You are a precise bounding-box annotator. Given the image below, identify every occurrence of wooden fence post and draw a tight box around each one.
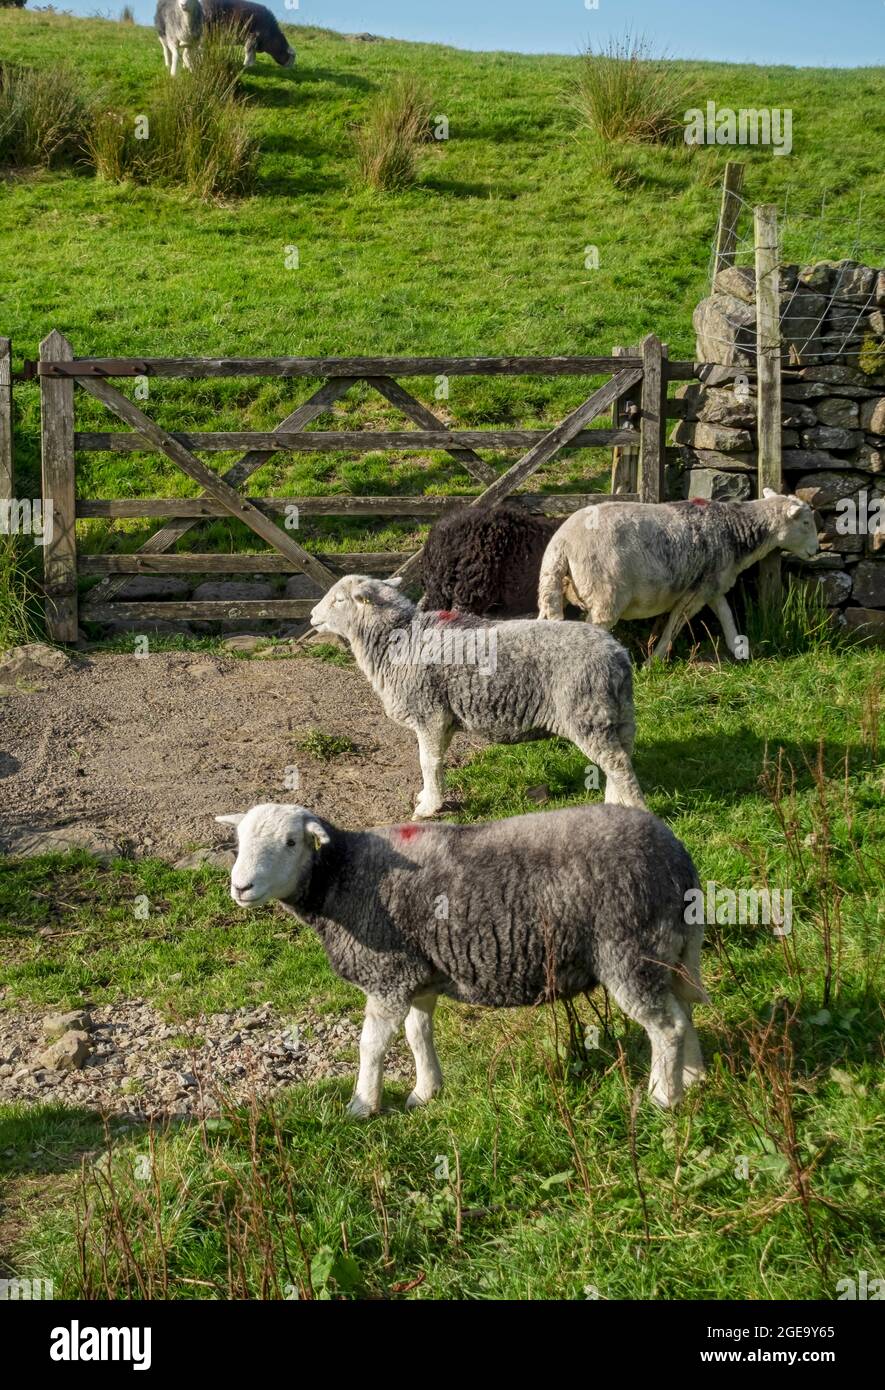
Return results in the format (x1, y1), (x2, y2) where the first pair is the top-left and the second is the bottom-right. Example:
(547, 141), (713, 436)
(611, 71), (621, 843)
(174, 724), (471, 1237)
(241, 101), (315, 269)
(754, 204), (783, 611)
(638, 333), (666, 503)
(40, 330), (79, 641)
(610, 344), (641, 495)
(0, 338), (12, 502)
(714, 162), (745, 278)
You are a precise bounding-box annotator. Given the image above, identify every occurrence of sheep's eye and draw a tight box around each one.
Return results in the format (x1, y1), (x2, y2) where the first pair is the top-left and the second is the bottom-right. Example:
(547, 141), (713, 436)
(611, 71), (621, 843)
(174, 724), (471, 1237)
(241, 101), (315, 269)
(286, 837), (297, 848)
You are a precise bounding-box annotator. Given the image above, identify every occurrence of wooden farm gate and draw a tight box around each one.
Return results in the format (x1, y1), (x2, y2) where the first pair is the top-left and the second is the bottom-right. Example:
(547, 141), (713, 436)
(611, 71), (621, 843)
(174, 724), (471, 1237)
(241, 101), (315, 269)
(36, 331), (695, 641)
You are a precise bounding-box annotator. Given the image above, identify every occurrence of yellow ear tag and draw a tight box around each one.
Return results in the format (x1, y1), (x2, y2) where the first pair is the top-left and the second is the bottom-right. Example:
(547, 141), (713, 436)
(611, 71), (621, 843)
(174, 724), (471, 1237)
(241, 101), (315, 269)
(311, 833), (322, 851)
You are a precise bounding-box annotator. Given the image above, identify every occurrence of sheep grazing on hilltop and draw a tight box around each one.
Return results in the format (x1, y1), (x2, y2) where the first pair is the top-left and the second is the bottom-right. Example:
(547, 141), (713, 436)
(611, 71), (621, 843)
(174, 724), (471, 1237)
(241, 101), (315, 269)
(310, 575), (645, 816)
(419, 504), (562, 617)
(219, 801), (708, 1113)
(155, 0), (203, 75)
(201, 0), (295, 68)
(537, 489), (820, 659)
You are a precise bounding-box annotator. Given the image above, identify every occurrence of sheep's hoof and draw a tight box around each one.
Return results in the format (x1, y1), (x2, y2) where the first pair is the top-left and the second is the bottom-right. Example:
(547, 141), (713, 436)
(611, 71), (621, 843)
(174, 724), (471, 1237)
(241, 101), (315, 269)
(682, 1064), (706, 1090)
(405, 1086), (441, 1110)
(345, 1096), (376, 1119)
(647, 1082), (682, 1110)
(412, 801), (442, 821)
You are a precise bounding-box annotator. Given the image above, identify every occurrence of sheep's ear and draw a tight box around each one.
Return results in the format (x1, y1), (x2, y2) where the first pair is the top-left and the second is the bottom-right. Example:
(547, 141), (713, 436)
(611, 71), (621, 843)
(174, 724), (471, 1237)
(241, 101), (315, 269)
(303, 818), (331, 851)
(762, 486), (779, 500)
(352, 580), (377, 606)
(215, 813), (245, 827)
(387, 576), (403, 587)
(786, 495), (805, 516)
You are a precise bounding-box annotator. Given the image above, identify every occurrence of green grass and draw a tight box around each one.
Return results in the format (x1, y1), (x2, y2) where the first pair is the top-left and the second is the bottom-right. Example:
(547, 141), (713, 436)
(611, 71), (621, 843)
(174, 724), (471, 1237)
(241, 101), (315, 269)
(1, 650), (882, 1298)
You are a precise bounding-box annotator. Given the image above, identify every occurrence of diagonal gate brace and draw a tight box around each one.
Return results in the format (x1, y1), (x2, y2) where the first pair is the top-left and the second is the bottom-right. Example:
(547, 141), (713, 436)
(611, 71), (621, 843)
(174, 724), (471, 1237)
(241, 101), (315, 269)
(76, 375), (339, 593)
(392, 367), (642, 584)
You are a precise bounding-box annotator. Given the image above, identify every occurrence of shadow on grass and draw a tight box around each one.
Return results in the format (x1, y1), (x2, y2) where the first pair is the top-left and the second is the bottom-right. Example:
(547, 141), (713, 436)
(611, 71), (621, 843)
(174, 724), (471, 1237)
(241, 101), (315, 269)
(639, 730), (858, 805)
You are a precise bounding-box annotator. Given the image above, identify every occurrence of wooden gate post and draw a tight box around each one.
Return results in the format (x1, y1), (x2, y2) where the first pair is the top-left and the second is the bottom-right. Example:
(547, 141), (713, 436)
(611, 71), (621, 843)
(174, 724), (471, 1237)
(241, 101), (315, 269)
(714, 161), (745, 277)
(754, 204), (783, 611)
(40, 330), (79, 641)
(610, 344), (641, 495)
(638, 333), (667, 503)
(0, 338), (12, 501)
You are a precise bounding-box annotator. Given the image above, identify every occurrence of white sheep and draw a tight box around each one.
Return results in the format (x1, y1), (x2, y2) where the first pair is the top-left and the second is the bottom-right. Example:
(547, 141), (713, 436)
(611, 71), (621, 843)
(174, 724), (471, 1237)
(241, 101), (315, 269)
(537, 490), (820, 659)
(309, 575), (645, 817)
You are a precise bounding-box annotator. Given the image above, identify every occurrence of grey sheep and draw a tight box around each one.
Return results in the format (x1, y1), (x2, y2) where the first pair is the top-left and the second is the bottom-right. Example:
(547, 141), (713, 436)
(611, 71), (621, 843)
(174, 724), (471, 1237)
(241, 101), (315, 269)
(201, 0), (296, 68)
(537, 489), (819, 659)
(218, 801), (708, 1114)
(310, 575), (646, 816)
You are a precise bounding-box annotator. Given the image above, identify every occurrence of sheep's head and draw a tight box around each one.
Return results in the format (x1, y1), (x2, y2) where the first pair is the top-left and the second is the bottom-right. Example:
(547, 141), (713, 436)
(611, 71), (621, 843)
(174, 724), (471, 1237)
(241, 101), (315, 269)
(216, 804), (330, 907)
(264, 28), (296, 66)
(761, 487), (819, 560)
(310, 574), (412, 640)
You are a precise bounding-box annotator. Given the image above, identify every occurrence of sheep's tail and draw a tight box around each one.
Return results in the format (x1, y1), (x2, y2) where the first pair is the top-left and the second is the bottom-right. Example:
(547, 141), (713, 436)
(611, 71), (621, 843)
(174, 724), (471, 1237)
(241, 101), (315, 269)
(537, 535), (569, 619)
(673, 905), (710, 1006)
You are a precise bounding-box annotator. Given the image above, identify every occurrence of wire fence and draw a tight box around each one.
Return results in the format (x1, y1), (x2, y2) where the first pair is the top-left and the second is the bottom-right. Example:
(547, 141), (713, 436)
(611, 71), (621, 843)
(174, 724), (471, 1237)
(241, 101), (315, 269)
(704, 188), (884, 364)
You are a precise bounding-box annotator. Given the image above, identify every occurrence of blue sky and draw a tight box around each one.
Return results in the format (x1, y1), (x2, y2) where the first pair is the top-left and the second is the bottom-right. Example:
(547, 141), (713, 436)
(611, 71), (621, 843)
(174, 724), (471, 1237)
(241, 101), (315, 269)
(52, 0), (884, 66)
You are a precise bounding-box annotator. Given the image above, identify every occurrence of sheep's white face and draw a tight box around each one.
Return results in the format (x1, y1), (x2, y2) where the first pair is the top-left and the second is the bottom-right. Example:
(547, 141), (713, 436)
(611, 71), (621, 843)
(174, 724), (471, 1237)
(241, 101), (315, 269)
(762, 487), (819, 561)
(310, 574), (403, 638)
(216, 804), (330, 907)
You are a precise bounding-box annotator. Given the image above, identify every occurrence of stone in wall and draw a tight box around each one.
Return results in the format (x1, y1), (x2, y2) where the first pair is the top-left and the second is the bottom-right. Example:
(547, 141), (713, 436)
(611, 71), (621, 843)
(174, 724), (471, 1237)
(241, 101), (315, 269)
(843, 608), (885, 644)
(851, 561), (885, 607)
(671, 420), (753, 452)
(693, 293), (756, 366)
(687, 468), (752, 502)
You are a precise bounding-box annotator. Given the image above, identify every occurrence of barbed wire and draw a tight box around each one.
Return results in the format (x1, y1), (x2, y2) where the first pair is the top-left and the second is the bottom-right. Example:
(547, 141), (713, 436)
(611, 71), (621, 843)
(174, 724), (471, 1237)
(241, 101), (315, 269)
(702, 188), (884, 363)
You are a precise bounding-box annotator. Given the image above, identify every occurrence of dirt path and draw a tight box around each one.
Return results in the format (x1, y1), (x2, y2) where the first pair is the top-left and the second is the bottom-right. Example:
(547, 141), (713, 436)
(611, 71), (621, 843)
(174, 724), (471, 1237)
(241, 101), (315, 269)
(0, 649), (481, 860)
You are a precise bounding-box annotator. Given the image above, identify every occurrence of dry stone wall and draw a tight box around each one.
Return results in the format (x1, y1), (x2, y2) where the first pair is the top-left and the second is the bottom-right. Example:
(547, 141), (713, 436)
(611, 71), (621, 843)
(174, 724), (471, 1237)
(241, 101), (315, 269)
(671, 259), (885, 643)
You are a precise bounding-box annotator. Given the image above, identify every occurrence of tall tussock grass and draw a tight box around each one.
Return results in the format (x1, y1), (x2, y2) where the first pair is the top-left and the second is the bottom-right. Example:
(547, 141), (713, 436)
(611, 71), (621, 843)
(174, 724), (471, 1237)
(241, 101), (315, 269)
(0, 536), (44, 652)
(354, 75), (432, 191)
(89, 29), (257, 198)
(0, 62), (89, 169)
(570, 34), (695, 146)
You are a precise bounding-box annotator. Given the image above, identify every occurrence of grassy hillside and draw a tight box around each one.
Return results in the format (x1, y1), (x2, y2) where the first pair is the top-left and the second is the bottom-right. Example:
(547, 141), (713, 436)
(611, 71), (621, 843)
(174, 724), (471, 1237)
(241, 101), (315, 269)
(1, 11), (884, 529)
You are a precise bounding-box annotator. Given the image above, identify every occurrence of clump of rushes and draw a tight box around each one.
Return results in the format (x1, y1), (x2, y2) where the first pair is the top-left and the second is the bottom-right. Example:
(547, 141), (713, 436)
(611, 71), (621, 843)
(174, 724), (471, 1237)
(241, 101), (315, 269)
(570, 34), (694, 146)
(354, 74), (433, 191)
(87, 26), (257, 198)
(0, 62), (90, 169)
(0, 536), (44, 652)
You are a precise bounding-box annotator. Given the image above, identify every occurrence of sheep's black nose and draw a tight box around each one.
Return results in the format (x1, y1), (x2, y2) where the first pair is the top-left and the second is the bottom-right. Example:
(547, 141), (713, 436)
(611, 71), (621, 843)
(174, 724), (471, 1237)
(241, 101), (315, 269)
(233, 881), (254, 894)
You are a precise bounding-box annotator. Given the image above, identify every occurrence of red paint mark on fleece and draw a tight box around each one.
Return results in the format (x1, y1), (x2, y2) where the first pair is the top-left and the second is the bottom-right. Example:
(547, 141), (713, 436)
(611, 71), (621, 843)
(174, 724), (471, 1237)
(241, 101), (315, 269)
(436, 610), (459, 622)
(394, 824), (425, 843)
(690, 497), (710, 507)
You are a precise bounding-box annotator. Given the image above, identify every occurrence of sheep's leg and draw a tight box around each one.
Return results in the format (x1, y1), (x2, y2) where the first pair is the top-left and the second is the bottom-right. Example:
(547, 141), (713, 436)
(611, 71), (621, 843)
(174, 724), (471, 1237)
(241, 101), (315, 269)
(244, 37), (257, 67)
(347, 996), (408, 1118)
(680, 1006), (705, 1089)
(404, 993), (443, 1109)
(159, 37), (171, 70)
(170, 43), (180, 77)
(585, 598), (622, 631)
(413, 725), (451, 819)
(610, 983), (686, 1109)
(579, 730), (646, 810)
(650, 591), (705, 661)
(181, 44), (194, 72)
(709, 593), (746, 661)
(537, 561), (565, 620)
